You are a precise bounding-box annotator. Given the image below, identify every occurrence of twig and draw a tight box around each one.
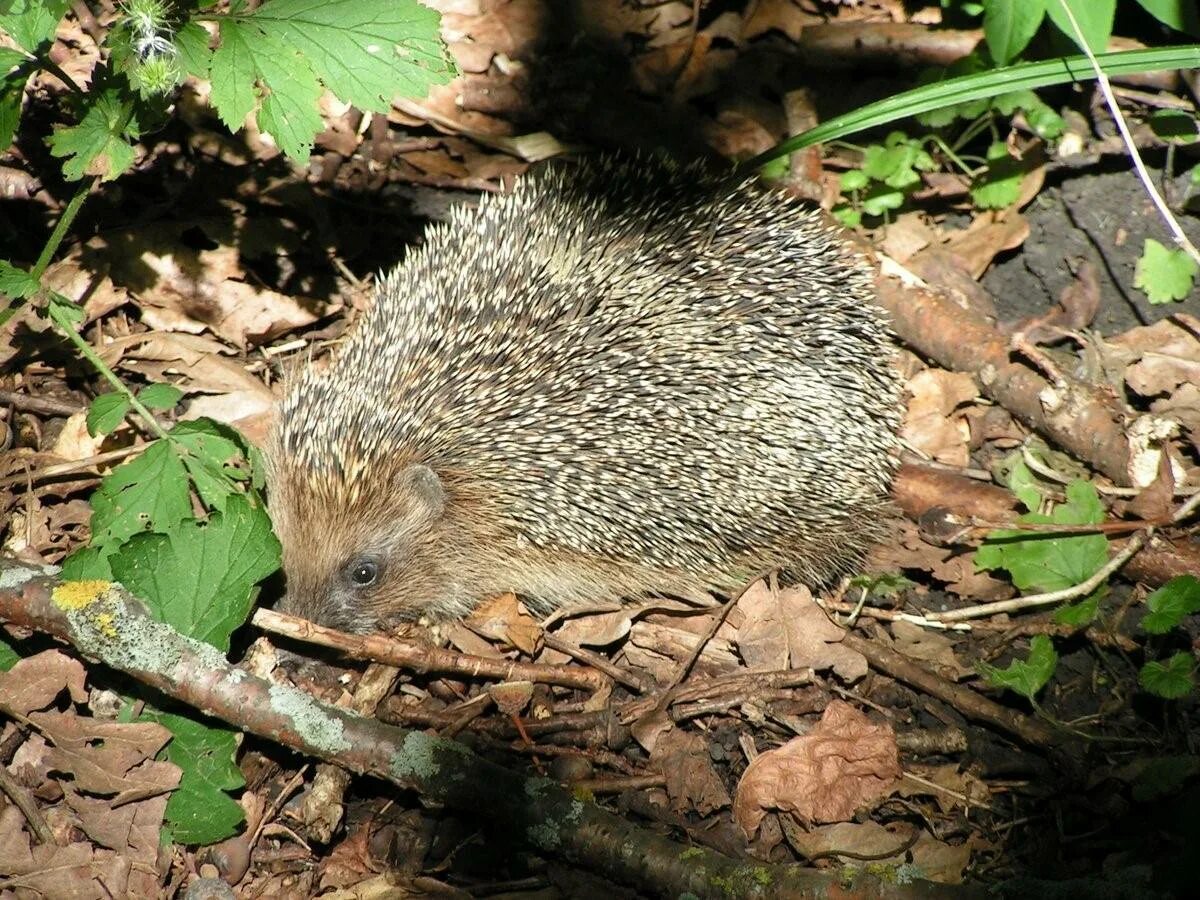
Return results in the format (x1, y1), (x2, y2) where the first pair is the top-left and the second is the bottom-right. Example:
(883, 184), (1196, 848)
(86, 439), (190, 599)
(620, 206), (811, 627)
(0, 446), (143, 490)
(0, 390), (83, 418)
(253, 607), (610, 693)
(542, 632), (652, 693)
(1054, 0), (1200, 265)
(0, 766), (56, 846)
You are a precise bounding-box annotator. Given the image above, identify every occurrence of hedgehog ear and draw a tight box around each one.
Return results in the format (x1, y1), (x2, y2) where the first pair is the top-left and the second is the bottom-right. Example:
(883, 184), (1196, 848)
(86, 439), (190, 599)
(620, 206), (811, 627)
(398, 464), (445, 520)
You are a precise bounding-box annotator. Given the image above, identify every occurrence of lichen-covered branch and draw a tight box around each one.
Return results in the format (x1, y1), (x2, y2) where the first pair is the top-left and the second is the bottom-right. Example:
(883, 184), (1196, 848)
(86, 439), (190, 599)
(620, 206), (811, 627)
(0, 561), (971, 900)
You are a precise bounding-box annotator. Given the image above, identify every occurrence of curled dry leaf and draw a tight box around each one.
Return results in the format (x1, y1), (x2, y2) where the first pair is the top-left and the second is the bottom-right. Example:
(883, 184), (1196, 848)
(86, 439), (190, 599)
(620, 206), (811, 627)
(464, 592), (542, 655)
(0, 649), (89, 716)
(486, 680), (534, 717)
(784, 820), (974, 884)
(733, 700), (901, 833)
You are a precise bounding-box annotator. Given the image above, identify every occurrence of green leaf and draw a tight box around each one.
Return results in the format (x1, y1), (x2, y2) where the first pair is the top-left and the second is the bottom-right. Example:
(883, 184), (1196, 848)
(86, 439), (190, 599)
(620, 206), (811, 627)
(0, 65), (26, 151)
(1045, 0), (1115, 54)
(87, 392), (133, 436)
(60, 545), (114, 581)
(89, 440), (191, 547)
(840, 169), (869, 192)
(1142, 576), (1200, 634)
(1139, 652), (1195, 699)
(1053, 590), (1101, 627)
(0, 638), (19, 671)
(171, 419), (251, 511)
(0, 260), (39, 300)
(109, 493), (280, 651)
(173, 20), (214, 80)
(0, 0), (71, 53)
(210, 0), (454, 162)
(1004, 457), (1044, 512)
(976, 480), (1109, 592)
(46, 86), (138, 181)
(831, 205), (861, 229)
(746, 47), (1200, 172)
(140, 710), (245, 846)
(1133, 0), (1200, 36)
(1134, 238), (1198, 304)
(243, 0), (454, 111)
(1149, 109), (1199, 143)
(1131, 756), (1200, 802)
(984, 0), (1046, 65)
(137, 382), (183, 410)
(46, 291), (86, 328)
(970, 141), (1026, 209)
(979, 634), (1057, 700)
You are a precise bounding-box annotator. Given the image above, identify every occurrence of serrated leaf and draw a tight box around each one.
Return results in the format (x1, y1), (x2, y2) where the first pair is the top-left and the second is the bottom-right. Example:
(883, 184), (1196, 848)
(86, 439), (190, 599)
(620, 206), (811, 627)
(840, 169), (869, 192)
(831, 205), (861, 229)
(862, 183), (905, 217)
(210, 20), (258, 130)
(983, 0), (1046, 65)
(174, 20), (213, 79)
(87, 392), (132, 436)
(138, 382), (183, 410)
(90, 440), (191, 546)
(46, 86), (138, 181)
(0, 68), (25, 151)
(1142, 575), (1200, 634)
(976, 480), (1108, 592)
(109, 493), (280, 651)
(1045, 0), (1115, 54)
(172, 419), (251, 511)
(979, 634), (1057, 700)
(251, 33), (323, 159)
(1135, 238), (1198, 304)
(0, 0), (71, 53)
(1139, 652), (1195, 700)
(244, 0), (453, 110)
(0, 260), (39, 300)
(140, 710), (245, 845)
(46, 291), (85, 328)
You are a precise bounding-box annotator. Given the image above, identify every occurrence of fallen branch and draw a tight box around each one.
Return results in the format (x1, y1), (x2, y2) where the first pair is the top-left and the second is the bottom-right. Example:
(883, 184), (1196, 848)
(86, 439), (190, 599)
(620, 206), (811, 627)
(0, 561), (972, 900)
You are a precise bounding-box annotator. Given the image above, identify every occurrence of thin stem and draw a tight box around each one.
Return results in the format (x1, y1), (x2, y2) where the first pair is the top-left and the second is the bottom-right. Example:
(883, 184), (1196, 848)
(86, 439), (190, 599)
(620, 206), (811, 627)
(1054, 0), (1200, 266)
(31, 178), (94, 281)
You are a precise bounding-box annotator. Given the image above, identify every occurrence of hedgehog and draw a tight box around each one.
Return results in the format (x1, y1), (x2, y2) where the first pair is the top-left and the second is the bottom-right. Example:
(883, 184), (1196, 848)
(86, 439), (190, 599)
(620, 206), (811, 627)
(265, 155), (902, 633)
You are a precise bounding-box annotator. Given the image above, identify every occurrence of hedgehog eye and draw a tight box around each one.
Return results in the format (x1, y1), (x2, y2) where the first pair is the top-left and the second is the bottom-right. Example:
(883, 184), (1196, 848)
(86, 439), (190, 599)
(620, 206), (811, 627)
(347, 559), (379, 588)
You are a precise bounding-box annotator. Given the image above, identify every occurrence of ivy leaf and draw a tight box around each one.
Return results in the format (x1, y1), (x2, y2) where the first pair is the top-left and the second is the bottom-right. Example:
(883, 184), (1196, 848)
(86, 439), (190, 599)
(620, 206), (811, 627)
(140, 710), (246, 846)
(109, 493), (281, 651)
(1141, 576), (1200, 635)
(1139, 653), (1195, 700)
(983, 0), (1046, 65)
(1135, 238), (1198, 304)
(979, 634), (1057, 700)
(87, 392), (132, 436)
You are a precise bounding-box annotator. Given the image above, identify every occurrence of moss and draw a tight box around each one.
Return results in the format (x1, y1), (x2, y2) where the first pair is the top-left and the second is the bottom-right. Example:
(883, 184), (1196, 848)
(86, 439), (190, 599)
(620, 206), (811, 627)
(267, 682), (352, 755)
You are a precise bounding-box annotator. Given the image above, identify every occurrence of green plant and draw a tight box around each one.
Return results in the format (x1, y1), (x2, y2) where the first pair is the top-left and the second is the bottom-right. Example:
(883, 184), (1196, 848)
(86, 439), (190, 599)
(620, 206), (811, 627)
(0, 0), (455, 845)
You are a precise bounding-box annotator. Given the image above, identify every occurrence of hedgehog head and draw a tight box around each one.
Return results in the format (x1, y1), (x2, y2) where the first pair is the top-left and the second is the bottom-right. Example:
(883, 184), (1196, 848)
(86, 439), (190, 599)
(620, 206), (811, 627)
(265, 447), (489, 631)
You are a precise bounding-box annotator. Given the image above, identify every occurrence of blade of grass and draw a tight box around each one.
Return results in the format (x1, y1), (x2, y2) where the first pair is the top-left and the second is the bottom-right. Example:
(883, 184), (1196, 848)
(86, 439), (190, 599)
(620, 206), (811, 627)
(741, 45), (1200, 171)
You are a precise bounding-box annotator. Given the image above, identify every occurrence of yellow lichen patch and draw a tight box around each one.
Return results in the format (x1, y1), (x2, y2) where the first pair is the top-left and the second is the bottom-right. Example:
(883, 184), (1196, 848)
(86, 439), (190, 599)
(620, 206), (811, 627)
(93, 610), (119, 639)
(52, 580), (111, 610)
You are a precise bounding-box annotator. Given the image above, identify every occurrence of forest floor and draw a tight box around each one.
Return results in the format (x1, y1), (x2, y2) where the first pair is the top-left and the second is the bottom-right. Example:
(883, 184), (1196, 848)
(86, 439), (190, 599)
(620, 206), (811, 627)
(2, 1), (1200, 898)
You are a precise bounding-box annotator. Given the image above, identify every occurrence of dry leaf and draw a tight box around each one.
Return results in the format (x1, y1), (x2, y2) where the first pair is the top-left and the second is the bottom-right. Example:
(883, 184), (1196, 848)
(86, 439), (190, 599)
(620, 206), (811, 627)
(0, 650), (89, 716)
(464, 592), (541, 655)
(651, 729), (732, 815)
(901, 369), (979, 467)
(733, 700), (900, 832)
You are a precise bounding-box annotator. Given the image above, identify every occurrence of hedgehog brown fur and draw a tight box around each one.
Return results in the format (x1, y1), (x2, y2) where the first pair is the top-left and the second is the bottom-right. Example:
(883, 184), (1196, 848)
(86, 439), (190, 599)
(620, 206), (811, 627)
(265, 155), (902, 632)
